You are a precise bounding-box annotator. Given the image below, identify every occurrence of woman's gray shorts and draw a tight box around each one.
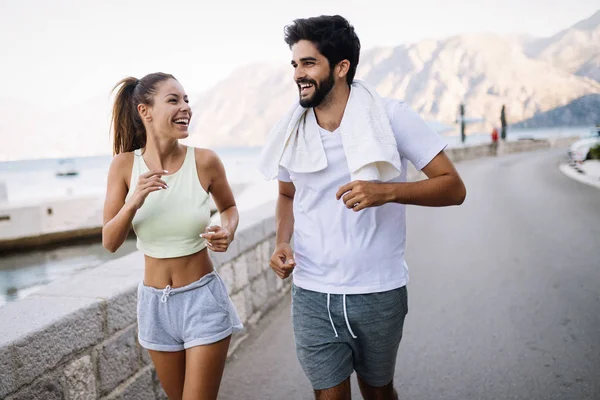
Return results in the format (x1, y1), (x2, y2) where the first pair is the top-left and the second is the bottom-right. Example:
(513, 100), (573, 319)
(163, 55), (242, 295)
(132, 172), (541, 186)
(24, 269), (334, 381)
(137, 271), (243, 352)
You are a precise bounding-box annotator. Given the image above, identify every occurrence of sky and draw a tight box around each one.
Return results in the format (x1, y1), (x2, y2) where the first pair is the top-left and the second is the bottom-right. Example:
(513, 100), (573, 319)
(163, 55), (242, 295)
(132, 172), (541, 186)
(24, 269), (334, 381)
(1, 0), (599, 112)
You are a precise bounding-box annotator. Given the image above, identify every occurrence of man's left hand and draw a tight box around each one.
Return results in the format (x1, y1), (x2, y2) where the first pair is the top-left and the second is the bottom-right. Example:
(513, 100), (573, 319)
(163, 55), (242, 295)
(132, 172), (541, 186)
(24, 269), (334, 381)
(336, 181), (394, 212)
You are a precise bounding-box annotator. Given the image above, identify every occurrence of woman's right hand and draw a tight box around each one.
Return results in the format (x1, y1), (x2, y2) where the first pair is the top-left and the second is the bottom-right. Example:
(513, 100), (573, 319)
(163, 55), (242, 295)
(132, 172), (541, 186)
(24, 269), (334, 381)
(128, 169), (168, 210)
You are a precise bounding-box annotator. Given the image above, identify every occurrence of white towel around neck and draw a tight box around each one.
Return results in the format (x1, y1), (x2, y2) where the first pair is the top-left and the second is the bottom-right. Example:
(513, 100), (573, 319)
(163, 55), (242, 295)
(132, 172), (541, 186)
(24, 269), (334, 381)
(257, 80), (402, 182)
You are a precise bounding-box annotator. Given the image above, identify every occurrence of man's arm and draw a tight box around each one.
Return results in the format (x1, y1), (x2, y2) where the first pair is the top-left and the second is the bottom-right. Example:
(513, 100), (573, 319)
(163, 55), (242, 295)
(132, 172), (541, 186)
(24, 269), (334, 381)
(276, 181), (296, 244)
(336, 151), (466, 211)
(337, 100), (466, 211)
(269, 181), (297, 279)
(390, 150), (466, 206)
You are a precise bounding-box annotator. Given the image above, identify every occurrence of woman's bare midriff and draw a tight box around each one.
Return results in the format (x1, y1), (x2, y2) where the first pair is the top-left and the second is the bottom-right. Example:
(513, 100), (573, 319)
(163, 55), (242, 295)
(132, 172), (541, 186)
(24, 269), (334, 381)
(143, 248), (214, 289)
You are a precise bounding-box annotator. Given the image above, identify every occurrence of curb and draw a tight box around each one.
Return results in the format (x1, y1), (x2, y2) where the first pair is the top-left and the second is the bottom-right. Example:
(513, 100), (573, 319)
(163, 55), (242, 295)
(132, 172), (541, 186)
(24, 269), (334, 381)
(559, 163), (600, 190)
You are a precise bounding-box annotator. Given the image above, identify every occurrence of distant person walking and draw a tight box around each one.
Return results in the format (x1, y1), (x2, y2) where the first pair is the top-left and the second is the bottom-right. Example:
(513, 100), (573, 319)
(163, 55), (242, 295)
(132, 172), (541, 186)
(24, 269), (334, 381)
(259, 15), (467, 400)
(491, 127), (499, 154)
(103, 72), (243, 400)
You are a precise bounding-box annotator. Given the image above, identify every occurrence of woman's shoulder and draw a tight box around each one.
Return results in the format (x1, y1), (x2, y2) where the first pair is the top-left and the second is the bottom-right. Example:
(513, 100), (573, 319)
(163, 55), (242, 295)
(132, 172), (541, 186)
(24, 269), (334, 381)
(190, 146), (222, 169)
(108, 151), (136, 184)
(110, 151), (135, 170)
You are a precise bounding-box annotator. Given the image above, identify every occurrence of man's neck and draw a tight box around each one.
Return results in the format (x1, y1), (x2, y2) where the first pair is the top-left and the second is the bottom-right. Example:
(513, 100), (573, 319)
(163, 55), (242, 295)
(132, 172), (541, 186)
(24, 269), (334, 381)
(314, 83), (350, 132)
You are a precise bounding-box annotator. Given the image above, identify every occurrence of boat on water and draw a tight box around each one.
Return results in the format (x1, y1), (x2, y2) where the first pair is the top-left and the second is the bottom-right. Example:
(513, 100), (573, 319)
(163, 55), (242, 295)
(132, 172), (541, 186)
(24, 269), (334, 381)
(55, 159), (79, 177)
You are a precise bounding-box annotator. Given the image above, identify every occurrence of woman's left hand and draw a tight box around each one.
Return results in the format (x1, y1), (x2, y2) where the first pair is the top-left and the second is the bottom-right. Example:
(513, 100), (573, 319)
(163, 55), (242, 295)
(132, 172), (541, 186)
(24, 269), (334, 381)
(200, 225), (233, 252)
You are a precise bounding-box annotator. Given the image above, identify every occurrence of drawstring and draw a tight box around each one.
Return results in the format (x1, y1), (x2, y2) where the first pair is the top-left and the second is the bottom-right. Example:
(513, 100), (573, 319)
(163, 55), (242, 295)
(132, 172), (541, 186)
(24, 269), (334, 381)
(161, 285), (172, 303)
(343, 294), (357, 339)
(327, 293), (339, 338)
(326, 293), (357, 339)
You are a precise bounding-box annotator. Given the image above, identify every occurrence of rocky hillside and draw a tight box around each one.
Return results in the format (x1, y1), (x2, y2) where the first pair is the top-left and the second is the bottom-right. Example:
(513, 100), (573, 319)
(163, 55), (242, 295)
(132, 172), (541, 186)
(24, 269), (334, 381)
(525, 10), (600, 82)
(512, 94), (600, 128)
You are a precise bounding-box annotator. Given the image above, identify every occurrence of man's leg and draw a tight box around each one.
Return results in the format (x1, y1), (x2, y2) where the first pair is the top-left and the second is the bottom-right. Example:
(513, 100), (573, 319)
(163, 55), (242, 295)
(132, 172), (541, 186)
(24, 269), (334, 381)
(348, 286), (408, 400)
(292, 285), (354, 397)
(356, 377), (398, 400)
(315, 377), (352, 400)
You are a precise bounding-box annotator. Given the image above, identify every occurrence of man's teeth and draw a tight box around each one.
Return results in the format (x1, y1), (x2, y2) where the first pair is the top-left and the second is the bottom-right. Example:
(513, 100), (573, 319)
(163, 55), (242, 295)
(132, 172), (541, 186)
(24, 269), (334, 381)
(300, 83), (313, 89)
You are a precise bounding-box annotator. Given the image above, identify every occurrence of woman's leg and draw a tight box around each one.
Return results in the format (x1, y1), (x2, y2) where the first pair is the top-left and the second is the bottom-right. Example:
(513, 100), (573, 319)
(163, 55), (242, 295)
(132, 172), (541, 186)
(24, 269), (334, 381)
(149, 350), (186, 400)
(182, 335), (232, 400)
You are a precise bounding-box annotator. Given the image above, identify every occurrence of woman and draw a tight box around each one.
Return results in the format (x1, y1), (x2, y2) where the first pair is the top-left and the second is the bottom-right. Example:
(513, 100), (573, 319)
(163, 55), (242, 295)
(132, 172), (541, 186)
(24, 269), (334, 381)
(102, 72), (243, 400)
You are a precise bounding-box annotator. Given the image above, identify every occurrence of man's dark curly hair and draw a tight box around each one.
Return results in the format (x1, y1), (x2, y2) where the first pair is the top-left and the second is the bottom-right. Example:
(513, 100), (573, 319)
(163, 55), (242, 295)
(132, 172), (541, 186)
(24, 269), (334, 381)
(284, 15), (361, 86)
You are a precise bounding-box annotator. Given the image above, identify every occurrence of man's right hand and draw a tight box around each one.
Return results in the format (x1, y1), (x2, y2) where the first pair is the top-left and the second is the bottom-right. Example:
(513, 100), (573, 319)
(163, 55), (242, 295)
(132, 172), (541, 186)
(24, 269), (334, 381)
(269, 242), (296, 280)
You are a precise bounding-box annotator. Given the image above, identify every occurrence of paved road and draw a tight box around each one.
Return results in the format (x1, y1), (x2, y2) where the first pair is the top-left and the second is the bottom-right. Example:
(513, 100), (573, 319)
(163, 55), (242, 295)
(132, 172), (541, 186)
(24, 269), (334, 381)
(220, 149), (600, 400)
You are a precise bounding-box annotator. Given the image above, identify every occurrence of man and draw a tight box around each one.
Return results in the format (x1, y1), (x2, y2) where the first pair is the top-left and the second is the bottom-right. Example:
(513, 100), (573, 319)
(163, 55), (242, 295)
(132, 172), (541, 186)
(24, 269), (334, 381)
(259, 15), (466, 400)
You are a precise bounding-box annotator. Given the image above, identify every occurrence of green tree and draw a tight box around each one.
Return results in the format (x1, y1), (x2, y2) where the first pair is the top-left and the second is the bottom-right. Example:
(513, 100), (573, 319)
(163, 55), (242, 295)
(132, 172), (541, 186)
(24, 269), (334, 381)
(589, 144), (600, 160)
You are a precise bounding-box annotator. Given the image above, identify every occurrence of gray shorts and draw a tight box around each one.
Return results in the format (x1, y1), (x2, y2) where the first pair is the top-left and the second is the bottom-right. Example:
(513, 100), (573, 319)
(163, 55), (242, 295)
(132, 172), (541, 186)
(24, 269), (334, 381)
(137, 271), (243, 352)
(292, 284), (408, 390)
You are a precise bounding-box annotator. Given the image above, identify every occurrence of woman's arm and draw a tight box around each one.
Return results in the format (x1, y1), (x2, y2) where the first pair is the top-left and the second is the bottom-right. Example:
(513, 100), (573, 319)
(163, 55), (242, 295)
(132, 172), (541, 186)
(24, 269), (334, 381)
(198, 149), (239, 252)
(102, 153), (167, 252)
(102, 154), (136, 252)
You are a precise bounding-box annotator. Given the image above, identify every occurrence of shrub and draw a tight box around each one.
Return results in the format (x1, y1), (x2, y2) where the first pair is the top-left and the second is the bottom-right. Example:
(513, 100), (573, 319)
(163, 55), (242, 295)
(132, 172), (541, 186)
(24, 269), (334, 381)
(589, 144), (600, 160)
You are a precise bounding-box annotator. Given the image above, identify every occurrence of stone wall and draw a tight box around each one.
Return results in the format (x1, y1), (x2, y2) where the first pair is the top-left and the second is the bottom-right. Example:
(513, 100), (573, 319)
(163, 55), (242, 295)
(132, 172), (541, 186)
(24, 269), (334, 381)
(443, 137), (569, 163)
(0, 201), (286, 400)
(0, 195), (105, 242)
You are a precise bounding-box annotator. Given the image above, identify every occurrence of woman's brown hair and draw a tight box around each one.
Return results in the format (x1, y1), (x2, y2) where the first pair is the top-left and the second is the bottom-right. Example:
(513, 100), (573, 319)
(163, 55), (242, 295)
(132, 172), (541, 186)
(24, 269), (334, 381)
(111, 72), (176, 155)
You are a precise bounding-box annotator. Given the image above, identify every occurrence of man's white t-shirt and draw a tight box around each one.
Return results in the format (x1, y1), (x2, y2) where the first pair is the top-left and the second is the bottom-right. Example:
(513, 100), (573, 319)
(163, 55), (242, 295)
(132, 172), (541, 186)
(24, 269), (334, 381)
(278, 99), (447, 295)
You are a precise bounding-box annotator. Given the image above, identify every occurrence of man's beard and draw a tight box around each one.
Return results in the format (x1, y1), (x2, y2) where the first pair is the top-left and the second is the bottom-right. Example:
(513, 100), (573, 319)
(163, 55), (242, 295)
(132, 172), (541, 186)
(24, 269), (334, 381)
(298, 69), (335, 108)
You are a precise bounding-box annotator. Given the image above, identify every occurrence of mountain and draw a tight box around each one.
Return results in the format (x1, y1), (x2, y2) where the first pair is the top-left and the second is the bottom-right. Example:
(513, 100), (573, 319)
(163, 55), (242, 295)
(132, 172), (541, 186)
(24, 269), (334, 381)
(526, 10), (600, 81)
(2, 10), (600, 160)
(576, 53), (600, 82)
(358, 34), (599, 124)
(185, 31), (600, 148)
(512, 94), (600, 128)
(184, 64), (295, 148)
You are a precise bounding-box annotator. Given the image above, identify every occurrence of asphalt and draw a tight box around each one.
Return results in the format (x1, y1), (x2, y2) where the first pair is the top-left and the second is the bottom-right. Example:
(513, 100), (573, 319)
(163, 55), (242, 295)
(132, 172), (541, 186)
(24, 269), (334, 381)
(219, 149), (600, 400)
